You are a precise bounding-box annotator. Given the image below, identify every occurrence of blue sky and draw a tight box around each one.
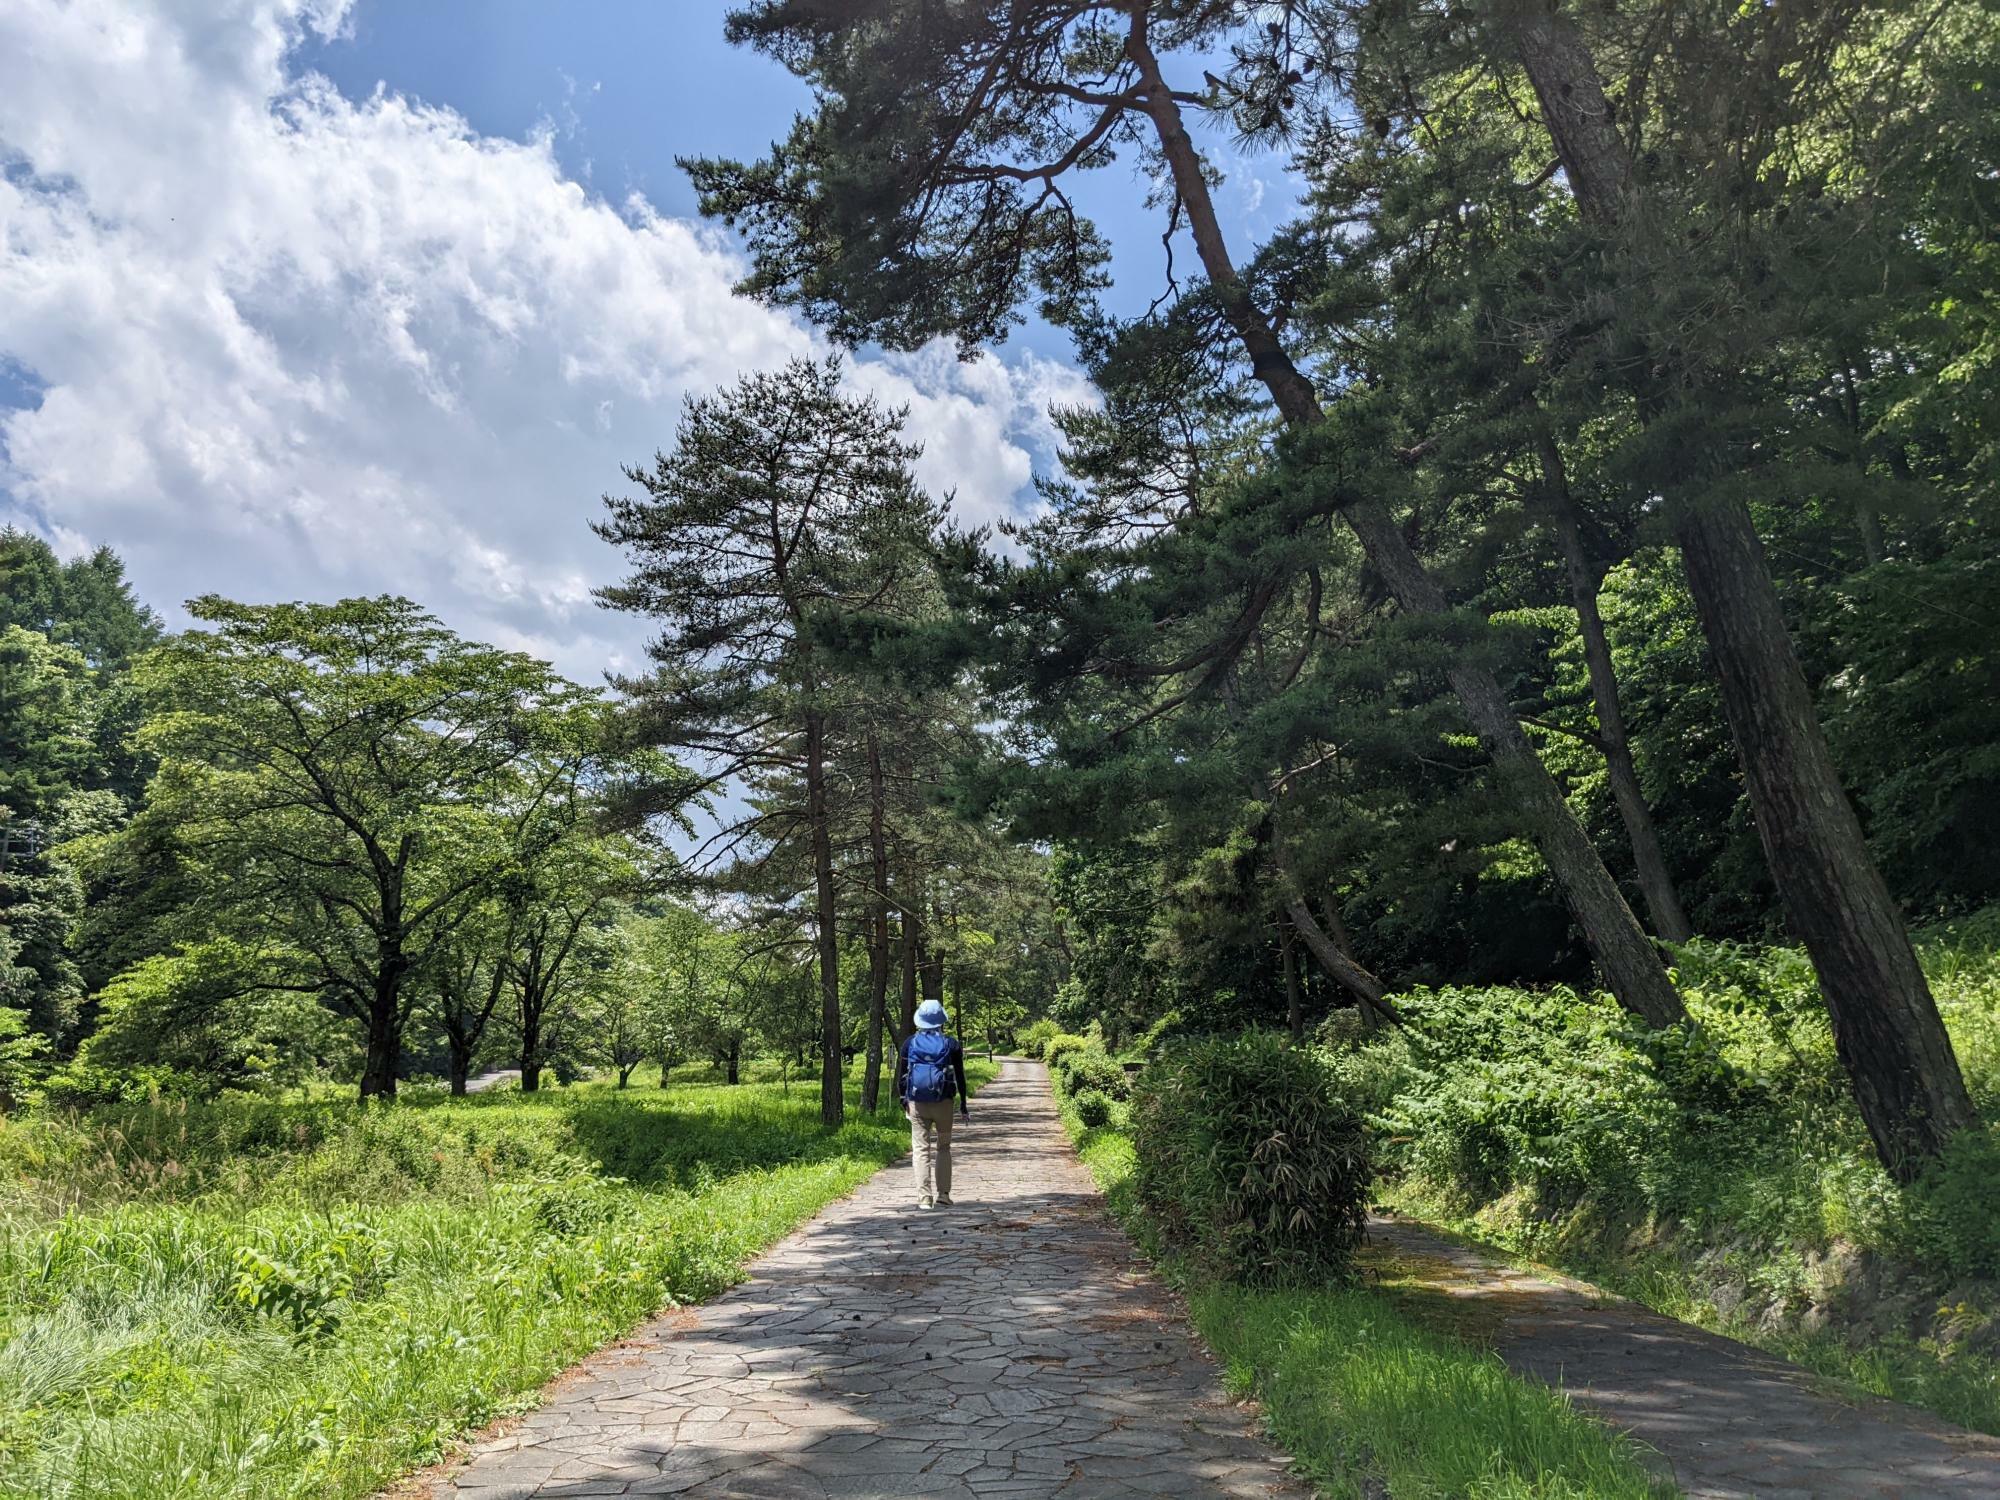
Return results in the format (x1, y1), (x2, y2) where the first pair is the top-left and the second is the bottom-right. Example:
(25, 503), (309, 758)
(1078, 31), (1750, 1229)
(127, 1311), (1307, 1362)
(0, 0), (1291, 687)
(295, 1), (1244, 362)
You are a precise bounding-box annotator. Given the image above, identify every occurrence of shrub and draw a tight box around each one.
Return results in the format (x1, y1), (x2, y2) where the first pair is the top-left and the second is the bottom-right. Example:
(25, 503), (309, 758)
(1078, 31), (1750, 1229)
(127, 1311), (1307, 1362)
(1131, 1031), (1371, 1286)
(1054, 1046), (1130, 1101)
(1073, 1089), (1113, 1128)
(1019, 1018), (1062, 1060)
(1041, 1033), (1091, 1072)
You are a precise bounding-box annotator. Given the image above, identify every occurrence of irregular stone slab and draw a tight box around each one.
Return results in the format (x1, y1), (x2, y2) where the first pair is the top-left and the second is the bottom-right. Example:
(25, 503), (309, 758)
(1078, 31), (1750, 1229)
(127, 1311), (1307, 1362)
(1370, 1215), (2000, 1498)
(418, 1060), (1302, 1499)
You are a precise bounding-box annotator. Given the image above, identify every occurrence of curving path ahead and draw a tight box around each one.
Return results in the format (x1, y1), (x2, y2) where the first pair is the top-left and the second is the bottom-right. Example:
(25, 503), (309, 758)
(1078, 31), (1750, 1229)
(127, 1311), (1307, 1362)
(1369, 1216), (2000, 1499)
(421, 1059), (1304, 1499)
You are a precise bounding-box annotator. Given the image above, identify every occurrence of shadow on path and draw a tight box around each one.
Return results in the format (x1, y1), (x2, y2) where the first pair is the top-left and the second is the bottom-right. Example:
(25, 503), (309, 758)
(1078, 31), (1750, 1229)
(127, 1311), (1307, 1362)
(419, 1060), (1303, 1500)
(1371, 1214), (2000, 1499)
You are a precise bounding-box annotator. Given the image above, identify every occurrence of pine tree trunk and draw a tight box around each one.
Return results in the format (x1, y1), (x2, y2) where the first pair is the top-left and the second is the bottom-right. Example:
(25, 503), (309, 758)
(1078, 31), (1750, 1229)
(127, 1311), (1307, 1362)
(899, 903), (919, 1048)
(921, 924), (945, 1010)
(861, 732), (891, 1112)
(1281, 924), (1305, 1045)
(805, 711), (844, 1128)
(1283, 898), (1401, 1028)
(518, 995), (542, 1093)
(1126, 21), (1683, 1029)
(1675, 499), (1974, 1171)
(1506, 0), (1976, 1175)
(1538, 429), (1693, 942)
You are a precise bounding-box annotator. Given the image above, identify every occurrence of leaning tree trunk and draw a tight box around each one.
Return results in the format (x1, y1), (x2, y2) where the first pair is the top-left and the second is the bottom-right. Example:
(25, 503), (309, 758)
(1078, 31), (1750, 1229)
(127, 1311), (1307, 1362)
(804, 711), (845, 1128)
(1127, 21), (1683, 1029)
(1284, 899), (1402, 1029)
(1506, 0), (1976, 1175)
(1280, 924), (1305, 1045)
(861, 732), (892, 1112)
(1537, 427), (1693, 942)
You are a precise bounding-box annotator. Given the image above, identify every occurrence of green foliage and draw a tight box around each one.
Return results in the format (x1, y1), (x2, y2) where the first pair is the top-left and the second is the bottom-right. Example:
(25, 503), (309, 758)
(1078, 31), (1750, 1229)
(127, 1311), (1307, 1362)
(1130, 1032), (1371, 1287)
(1040, 1033), (1090, 1071)
(1058, 1053), (1667, 1499)
(1017, 1018), (1061, 1060)
(1330, 922), (2000, 1433)
(1904, 1129), (2000, 1280)
(1194, 1283), (1676, 1500)
(1071, 1089), (1113, 1128)
(1051, 1045), (1129, 1102)
(112, 594), (627, 1100)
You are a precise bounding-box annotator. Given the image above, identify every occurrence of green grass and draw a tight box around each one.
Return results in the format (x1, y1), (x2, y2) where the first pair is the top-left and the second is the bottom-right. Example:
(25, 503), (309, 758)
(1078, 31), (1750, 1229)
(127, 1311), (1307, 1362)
(1052, 1089), (1675, 1499)
(0, 1064), (992, 1500)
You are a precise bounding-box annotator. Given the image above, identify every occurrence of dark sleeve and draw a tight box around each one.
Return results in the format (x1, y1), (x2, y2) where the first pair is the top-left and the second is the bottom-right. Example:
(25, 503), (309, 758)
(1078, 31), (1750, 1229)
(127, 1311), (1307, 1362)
(952, 1043), (969, 1107)
(893, 1039), (908, 1100)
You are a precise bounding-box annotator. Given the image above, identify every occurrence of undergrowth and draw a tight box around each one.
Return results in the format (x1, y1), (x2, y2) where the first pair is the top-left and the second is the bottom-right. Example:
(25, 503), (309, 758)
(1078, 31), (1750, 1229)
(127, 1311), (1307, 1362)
(1330, 914), (2000, 1436)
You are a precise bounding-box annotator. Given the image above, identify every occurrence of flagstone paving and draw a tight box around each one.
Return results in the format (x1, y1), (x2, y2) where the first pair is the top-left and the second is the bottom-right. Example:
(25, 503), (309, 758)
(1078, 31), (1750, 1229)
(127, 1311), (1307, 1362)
(1369, 1215), (2000, 1499)
(420, 1059), (1305, 1499)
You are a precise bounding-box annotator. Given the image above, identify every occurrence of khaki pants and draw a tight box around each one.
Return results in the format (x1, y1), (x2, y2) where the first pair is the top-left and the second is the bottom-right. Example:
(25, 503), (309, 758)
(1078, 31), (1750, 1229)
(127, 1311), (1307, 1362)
(906, 1099), (955, 1204)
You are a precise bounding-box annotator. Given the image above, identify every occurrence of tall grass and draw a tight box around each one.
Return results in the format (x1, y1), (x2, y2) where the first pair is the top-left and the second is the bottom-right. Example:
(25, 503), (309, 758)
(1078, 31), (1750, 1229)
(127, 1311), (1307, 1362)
(0, 1066), (990, 1500)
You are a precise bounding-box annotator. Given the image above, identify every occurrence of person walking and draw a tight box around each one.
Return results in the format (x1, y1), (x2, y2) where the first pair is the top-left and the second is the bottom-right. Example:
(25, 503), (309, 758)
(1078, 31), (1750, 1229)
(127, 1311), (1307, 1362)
(896, 999), (969, 1209)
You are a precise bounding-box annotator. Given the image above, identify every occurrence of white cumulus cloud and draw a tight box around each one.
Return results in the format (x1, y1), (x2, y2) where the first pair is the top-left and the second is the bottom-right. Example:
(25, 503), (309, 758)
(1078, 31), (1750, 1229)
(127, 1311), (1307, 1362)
(0, 0), (1090, 683)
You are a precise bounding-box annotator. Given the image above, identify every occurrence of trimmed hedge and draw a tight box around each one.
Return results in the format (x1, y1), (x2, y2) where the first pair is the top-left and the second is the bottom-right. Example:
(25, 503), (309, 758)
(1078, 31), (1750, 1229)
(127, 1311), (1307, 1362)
(1131, 1031), (1371, 1286)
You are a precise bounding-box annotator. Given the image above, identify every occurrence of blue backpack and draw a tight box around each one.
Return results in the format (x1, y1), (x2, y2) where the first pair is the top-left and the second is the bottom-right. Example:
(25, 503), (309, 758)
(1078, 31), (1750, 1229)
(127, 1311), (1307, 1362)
(905, 1031), (955, 1103)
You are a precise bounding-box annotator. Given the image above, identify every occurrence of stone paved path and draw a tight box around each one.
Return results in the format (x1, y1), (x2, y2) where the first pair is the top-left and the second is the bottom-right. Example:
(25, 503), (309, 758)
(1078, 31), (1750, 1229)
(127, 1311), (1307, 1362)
(1371, 1214), (2000, 1499)
(422, 1059), (1304, 1499)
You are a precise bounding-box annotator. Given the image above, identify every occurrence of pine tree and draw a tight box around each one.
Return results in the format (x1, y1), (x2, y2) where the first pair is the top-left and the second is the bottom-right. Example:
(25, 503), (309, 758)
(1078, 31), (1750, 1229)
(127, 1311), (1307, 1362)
(596, 356), (931, 1127)
(689, 0), (1685, 1027)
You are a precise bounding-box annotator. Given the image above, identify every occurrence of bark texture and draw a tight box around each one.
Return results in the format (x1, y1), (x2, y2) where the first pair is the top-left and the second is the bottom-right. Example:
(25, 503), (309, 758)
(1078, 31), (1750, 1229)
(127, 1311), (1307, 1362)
(1280, 924), (1305, 1044)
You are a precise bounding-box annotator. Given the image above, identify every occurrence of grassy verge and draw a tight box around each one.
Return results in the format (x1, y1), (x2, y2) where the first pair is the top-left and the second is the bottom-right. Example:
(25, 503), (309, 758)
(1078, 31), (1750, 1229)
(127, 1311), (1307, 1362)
(1053, 1089), (1676, 1499)
(0, 1063), (992, 1500)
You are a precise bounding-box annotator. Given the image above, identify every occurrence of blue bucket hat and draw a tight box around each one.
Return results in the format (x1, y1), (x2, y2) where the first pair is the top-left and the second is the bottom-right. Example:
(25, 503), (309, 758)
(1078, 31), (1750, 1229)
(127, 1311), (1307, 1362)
(914, 999), (948, 1031)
